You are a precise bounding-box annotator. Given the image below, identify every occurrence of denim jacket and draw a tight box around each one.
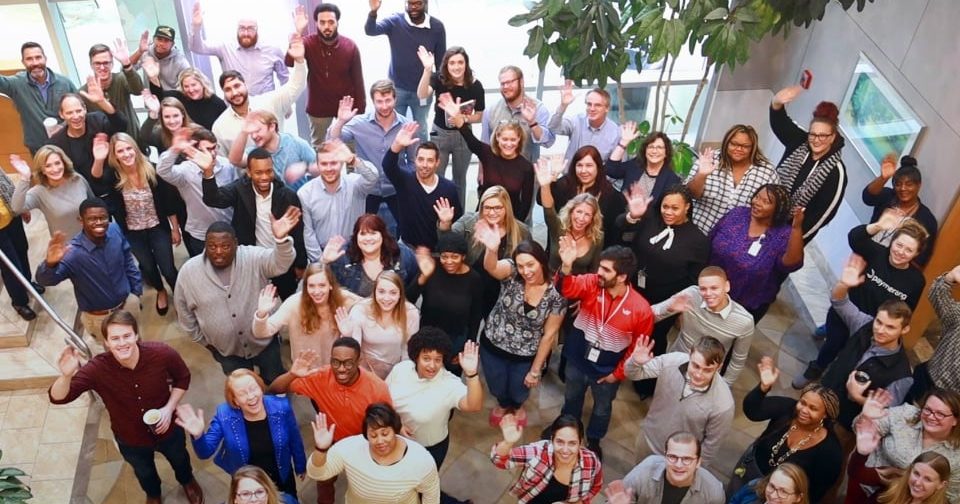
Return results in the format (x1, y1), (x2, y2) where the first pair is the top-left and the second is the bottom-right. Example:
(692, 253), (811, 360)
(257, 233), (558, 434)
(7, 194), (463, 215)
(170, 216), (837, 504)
(329, 242), (418, 297)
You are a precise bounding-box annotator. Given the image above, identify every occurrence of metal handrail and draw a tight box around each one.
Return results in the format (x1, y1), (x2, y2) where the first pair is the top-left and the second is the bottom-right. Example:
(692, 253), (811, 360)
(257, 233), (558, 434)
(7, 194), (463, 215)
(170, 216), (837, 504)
(0, 248), (92, 359)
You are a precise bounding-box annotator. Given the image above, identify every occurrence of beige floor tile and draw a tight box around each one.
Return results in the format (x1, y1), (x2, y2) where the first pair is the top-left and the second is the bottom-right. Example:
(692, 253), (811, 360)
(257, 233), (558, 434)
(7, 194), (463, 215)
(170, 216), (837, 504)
(31, 441), (81, 480)
(25, 478), (73, 504)
(4, 394), (49, 429)
(441, 447), (515, 504)
(39, 406), (87, 443)
(0, 427), (41, 464)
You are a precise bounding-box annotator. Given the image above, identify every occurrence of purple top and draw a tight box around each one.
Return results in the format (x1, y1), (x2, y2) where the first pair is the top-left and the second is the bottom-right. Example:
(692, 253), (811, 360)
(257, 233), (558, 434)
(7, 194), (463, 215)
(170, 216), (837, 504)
(708, 206), (802, 311)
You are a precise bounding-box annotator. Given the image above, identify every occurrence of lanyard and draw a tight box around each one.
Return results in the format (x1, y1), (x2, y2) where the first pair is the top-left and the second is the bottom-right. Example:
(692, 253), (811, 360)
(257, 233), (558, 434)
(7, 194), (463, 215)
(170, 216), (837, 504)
(597, 289), (630, 338)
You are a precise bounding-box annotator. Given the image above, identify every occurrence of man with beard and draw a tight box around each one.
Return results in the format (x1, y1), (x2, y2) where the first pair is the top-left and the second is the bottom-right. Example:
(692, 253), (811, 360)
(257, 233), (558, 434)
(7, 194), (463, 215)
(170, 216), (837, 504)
(547, 81), (620, 161)
(297, 139), (378, 262)
(366, 0), (445, 142)
(139, 26), (190, 91)
(0, 42), (77, 154)
(555, 244), (654, 460)
(211, 34), (306, 155)
(227, 110), (318, 190)
(327, 80), (418, 230)
(268, 338), (392, 504)
(81, 42), (145, 142)
(36, 198), (142, 340)
(190, 1), (289, 96)
(290, 3), (365, 149)
(482, 65), (554, 163)
(609, 432), (725, 504)
(200, 148), (307, 300)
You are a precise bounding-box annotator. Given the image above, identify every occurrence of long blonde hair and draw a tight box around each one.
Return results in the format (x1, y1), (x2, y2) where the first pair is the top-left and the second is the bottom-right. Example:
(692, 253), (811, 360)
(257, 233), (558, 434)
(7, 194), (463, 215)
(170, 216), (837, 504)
(558, 193), (603, 244)
(478, 185), (523, 254)
(368, 271), (410, 342)
(31, 145), (77, 187)
(108, 133), (157, 190)
(878, 452), (950, 504)
(177, 68), (215, 99)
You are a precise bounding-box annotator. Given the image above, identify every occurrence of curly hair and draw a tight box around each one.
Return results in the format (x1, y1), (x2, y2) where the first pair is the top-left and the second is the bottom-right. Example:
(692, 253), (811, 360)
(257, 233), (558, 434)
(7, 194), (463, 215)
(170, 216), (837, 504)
(557, 193), (603, 245)
(752, 183), (793, 227)
(406, 326), (453, 362)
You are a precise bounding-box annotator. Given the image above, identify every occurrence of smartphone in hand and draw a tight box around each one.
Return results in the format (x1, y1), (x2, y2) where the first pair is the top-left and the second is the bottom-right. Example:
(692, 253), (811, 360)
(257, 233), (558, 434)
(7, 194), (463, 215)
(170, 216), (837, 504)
(798, 69), (813, 90)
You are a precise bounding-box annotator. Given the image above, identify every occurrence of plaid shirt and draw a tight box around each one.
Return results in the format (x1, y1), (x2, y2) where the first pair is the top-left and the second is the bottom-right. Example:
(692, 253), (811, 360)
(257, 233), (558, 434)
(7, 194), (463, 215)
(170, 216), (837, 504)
(491, 440), (603, 503)
(685, 154), (779, 234)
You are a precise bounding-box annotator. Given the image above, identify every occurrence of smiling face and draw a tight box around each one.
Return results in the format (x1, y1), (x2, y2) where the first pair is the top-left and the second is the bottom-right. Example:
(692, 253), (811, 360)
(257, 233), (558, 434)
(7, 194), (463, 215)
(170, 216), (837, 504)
(247, 158), (274, 196)
(664, 439), (699, 487)
(222, 77), (249, 108)
(205, 232), (238, 269)
(909, 462), (946, 500)
(305, 271), (332, 305)
(233, 477), (267, 504)
(495, 128), (520, 158)
(153, 37), (173, 59)
(104, 323), (139, 364)
(597, 259), (622, 290)
(21, 47), (47, 81)
(80, 206), (109, 241)
(42, 153), (66, 183)
(479, 197), (507, 227)
(316, 150), (342, 187)
(569, 202), (594, 234)
(356, 227), (383, 257)
(367, 425), (398, 457)
(765, 470), (802, 504)
(872, 310), (909, 348)
(160, 105), (185, 132)
(726, 131), (753, 165)
(498, 69), (522, 102)
(686, 350), (720, 389)
(889, 234), (920, 268)
(697, 275), (729, 312)
(515, 252), (544, 286)
(113, 139), (139, 171)
(316, 11), (339, 41)
(807, 121), (836, 158)
(330, 345), (360, 385)
(414, 147), (439, 182)
(584, 91), (609, 125)
(416, 349), (444, 380)
(59, 96), (87, 133)
(551, 426), (581, 465)
(90, 51), (113, 83)
(660, 193), (690, 226)
(236, 20), (258, 48)
(372, 91), (396, 120)
(445, 53), (466, 83)
(920, 395), (958, 438)
(645, 137), (667, 166)
(894, 176), (920, 205)
(405, 0), (426, 23)
(374, 277), (401, 312)
(229, 374), (264, 418)
(574, 155), (598, 188)
(181, 76), (205, 101)
(248, 121), (275, 148)
(751, 187), (776, 222)
(794, 391), (827, 428)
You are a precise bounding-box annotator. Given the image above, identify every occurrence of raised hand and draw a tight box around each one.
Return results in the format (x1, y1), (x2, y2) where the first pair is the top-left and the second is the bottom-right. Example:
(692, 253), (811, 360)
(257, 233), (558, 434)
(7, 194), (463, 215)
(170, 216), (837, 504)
(271, 206), (302, 239)
(473, 220), (501, 251)
(861, 389), (893, 419)
(311, 412), (336, 451)
(112, 37), (132, 67)
(257, 284), (278, 317)
(840, 254), (867, 288)
(291, 349), (318, 377)
(242, 116), (261, 135)
(666, 291), (692, 314)
(949, 264), (960, 284)
(394, 122), (420, 148)
(773, 85), (804, 106)
(604, 480), (634, 504)
(629, 334), (655, 366)
(191, 1), (203, 25)
(323, 139), (353, 166)
(293, 4), (308, 35)
(436, 93), (462, 120)
(142, 89), (160, 117)
(9, 154), (32, 179)
(414, 247), (436, 278)
(880, 153), (897, 180)
(874, 209), (902, 231)
(433, 197), (455, 224)
(459, 340), (479, 377)
(336, 96), (358, 124)
(520, 98), (538, 125)
(174, 404), (205, 438)
(92, 133), (110, 161)
(45, 231), (70, 266)
(321, 235), (347, 264)
(142, 56), (160, 80)
(620, 120), (641, 145)
(57, 345), (82, 377)
(557, 234), (578, 268)
(696, 147), (717, 177)
(623, 182), (651, 220)
(333, 306), (351, 335)
(369, 0), (381, 12)
(417, 45), (434, 69)
(560, 79), (575, 107)
(138, 30), (149, 54)
(757, 356), (780, 392)
(854, 415), (880, 455)
(288, 33), (305, 62)
(791, 207), (805, 229)
(534, 158), (555, 188)
(186, 146), (215, 175)
(499, 414), (523, 444)
(80, 76), (107, 104)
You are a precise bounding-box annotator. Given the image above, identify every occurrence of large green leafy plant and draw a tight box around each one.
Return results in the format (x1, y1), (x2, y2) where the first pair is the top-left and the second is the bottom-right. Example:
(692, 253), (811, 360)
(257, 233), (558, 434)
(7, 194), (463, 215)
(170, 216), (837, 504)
(0, 450), (32, 503)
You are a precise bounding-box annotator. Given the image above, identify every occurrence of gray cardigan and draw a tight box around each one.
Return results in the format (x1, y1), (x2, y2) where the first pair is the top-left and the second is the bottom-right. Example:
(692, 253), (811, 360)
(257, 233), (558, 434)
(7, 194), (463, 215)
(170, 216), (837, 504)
(174, 236), (295, 358)
(12, 175), (93, 237)
(625, 352), (735, 468)
(623, 455), (725, 504)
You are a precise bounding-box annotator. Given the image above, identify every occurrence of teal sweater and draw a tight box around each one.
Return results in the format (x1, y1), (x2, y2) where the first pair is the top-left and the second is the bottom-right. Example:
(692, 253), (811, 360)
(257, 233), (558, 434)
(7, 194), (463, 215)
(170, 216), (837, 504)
(0, 69), (77, 153)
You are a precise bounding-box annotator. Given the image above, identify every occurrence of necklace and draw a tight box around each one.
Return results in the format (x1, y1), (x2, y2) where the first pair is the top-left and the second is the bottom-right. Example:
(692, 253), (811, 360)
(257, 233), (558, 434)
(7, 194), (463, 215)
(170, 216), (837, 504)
(768, 424), (818, 468)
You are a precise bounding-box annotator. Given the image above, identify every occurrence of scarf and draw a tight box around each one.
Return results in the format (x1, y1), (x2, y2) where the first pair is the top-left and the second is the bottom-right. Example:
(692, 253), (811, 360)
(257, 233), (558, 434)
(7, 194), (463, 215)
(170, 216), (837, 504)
(777, 143), (844, 208)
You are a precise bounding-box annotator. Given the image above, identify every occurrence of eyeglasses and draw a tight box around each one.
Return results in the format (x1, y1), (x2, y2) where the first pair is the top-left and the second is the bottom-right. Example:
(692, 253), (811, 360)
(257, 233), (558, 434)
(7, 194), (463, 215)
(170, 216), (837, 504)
(238, 26), (258, 33)
(665, 454), (697, 466)
(92, 61), (113, 68)
(481, 205), (506, 213)
(729, 141), (753, 151)
(236, 488), (267, 502)
(646, 144), (666, 151)
(331, 358), (357, 369)
(807, 132), (834, 141)
(767, 484), (796, 498)
(499, 77), (520, 88)
(922, 407), (954, 421)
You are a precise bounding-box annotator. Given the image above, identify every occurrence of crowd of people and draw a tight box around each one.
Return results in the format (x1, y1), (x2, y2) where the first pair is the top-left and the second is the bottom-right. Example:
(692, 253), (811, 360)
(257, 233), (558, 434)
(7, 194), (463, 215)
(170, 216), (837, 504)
(0, 1), (957, 503)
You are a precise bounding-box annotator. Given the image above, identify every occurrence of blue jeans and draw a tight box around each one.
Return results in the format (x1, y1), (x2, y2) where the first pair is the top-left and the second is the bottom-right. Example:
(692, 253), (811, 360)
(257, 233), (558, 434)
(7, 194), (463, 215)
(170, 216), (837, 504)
(480, 344), (532, 409)
(561, 359), (620, 441)
(208, 334), (285, 383)
(395, 87), (431, 141)
(115, 426), (194, 498)
(125, 224), (178, 290)
(432, 127), (473, 206)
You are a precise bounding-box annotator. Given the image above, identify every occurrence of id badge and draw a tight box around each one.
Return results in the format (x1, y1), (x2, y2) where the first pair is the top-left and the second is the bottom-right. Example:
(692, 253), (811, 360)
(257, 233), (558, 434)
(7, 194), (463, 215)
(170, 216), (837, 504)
(747, 240), (762, 257)
(636, 270), (647, 289)
(586, 346), (601, 362)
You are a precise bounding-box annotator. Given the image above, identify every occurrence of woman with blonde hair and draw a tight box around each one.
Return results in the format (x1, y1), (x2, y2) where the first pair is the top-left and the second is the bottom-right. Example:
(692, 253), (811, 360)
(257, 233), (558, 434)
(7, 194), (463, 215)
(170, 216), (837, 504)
(145, 63), (226, 130)
(254, 262), (361, 365)
(228, 465), (284, 504)
(340, 270), (420, 379)
(535, 161), (604, 273)
(139, 94), (194, 152)
(728, 462), (810, 504)
(436, 185), (531, 318)
(105, 132), (180, 315)
(875, 452), (950, 504)
(9, 146), (93, 237)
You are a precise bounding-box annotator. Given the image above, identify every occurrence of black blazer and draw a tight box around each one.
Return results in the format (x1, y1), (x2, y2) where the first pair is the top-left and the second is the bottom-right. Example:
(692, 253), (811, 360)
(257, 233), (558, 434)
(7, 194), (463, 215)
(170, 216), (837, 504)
(201, 176), (307, 269)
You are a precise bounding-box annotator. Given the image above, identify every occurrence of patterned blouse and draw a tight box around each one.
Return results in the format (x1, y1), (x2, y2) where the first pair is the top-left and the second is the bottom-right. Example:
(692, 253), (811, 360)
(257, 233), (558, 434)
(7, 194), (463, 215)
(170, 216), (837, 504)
(121, 186), (160, 231)
(484, 275), (566, 358)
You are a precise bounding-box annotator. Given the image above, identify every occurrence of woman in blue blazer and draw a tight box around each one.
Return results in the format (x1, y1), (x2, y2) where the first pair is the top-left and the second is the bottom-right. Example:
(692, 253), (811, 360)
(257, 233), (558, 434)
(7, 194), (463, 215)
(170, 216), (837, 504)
(175, 369), (306, 504)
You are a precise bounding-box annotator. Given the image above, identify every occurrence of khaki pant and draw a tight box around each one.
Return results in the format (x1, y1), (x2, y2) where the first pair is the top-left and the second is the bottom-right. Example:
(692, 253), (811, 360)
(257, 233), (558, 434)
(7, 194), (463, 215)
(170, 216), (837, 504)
(308, 116), (334, 150)
(80, 293), (141, 340)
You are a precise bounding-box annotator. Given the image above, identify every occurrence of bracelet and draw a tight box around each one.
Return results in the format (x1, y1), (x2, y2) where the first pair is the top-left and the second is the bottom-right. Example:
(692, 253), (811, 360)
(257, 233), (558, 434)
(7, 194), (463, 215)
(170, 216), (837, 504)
(528, 122), (539, 128)
(527, 370), (541, 378)
(464, 371), (479, 379)
(315, 446), (329, 453)
(618, 143), (629, 149)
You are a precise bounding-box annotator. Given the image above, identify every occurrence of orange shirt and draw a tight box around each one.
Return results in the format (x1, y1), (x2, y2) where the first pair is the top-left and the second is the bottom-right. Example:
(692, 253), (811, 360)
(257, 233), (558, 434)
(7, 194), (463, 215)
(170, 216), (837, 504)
(290, 366), (392, 441)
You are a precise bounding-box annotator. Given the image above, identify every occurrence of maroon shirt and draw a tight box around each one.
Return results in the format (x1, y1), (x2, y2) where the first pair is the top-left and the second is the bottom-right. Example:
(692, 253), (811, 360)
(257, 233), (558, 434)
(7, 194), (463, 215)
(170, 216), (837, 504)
(286, 34), (365, 118)
(49, 341), (191, 447)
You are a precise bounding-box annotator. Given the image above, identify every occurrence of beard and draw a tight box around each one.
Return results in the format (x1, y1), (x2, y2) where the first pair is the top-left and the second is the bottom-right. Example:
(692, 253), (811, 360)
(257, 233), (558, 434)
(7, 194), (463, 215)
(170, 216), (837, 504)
(320, 28), (339, 43)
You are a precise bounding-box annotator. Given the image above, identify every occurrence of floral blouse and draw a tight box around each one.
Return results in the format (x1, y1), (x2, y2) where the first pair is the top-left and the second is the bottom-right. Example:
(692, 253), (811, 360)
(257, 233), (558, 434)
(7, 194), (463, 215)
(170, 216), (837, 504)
(484, 275), (566, 358)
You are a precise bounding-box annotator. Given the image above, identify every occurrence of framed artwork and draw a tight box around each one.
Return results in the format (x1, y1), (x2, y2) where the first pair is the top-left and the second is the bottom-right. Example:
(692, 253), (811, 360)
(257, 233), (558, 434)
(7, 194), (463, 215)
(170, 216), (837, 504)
(839, 53), (924, 175)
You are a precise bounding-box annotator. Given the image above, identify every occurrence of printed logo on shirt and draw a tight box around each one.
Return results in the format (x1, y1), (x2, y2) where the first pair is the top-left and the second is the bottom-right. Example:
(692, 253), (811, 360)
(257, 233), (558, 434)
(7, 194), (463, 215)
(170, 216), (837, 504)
(865, 268), (909, 301)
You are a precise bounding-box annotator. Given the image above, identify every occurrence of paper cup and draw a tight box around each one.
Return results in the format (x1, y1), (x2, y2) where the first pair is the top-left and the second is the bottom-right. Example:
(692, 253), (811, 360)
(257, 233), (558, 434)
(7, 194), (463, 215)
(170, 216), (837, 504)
(143, 409), (162, 433)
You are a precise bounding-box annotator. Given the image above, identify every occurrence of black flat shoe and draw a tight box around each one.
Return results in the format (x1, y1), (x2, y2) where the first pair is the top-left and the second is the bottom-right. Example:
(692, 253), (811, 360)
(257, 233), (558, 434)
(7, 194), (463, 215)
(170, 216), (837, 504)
(30, 282), (45, 295)
(156, 292), (169, 316)
(13, 305), (36, 321)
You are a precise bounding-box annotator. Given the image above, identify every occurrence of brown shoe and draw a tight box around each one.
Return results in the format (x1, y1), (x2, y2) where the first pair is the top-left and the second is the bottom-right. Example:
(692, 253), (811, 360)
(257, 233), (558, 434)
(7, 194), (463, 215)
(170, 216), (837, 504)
(146, 497), (162, 504)
(183, 479), (204, 504)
